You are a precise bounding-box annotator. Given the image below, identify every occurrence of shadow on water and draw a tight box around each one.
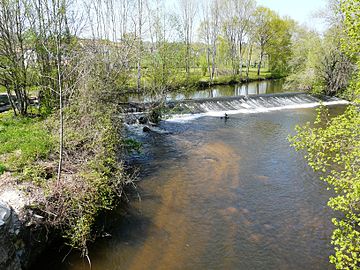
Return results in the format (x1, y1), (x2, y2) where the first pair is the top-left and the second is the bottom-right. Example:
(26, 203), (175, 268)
(32, 103), (346, 270)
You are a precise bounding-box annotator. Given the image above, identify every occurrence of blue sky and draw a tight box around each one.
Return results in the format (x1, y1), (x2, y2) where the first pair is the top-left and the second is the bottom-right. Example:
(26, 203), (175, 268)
(256, 0), (327, 31)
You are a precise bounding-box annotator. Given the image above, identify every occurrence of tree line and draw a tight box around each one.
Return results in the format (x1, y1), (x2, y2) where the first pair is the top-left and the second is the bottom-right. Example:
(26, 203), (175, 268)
(0, 0), (320, 117)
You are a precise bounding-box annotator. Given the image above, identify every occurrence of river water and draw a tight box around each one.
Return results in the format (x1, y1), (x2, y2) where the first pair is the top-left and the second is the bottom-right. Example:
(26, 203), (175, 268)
(128, 79), (287, 102)
(34, 81), (343, 270)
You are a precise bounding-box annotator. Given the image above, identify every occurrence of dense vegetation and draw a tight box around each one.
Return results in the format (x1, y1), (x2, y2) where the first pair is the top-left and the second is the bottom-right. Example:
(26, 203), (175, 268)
(290, 0), (360, 268)
(0, 0), (358, 266)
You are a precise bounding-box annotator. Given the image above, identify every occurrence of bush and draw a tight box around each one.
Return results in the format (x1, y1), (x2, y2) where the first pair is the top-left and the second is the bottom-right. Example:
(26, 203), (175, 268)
(289, 105), (360, 269)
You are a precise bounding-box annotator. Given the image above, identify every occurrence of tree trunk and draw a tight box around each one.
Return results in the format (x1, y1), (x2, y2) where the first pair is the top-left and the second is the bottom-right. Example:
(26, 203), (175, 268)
(239, 42), (243, 80)
(55, 0), (63, 185)
(6, 85), (17, 116)
(257, 50), (264, 76)
(211, 43), (216, 82)
(246, 44), (253, 81)
(137, 0), (143, 92)
(207, 47), (211, 79)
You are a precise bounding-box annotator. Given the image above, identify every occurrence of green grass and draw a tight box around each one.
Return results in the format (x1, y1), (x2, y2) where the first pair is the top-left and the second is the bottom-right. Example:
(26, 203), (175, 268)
(0, 112), (53, 172)
(0, 85), (39, 94)
(0, 163), (5, 174)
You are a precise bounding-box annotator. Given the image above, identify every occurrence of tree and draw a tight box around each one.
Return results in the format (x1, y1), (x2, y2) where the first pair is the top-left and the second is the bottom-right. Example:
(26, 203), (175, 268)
(136, 0), (145, 92)
(341, 0), (360, 100)
(286, 0), (356, 96)
(220, 0), (239, 75)
(27, 0), (75, 183)
(266, 17), (294, 76)
(285, 25), (322, 91)
(316, 30), (354, 96)
(0, 0), (30, 116)
(177, 0), (197, 78)
(146, 0), (183, 90)
(253, 7), (276, 76)
(198, 0), (221, 82)
(290, 0), (360, 268)
(216, 0), (255, 77)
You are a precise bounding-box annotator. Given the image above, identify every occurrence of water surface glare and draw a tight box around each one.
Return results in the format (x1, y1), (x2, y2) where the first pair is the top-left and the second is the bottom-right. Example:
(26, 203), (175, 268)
(38, 107), (343, 270)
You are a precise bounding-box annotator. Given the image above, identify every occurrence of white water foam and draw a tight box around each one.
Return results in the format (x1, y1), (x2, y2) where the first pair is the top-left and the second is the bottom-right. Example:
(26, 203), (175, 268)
(166, 99), (349, 123)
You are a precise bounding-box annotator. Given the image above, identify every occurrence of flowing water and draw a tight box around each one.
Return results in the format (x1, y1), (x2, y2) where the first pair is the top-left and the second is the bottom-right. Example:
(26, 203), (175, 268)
(33, 81), (347, 270)
(128, 79), (287, 103)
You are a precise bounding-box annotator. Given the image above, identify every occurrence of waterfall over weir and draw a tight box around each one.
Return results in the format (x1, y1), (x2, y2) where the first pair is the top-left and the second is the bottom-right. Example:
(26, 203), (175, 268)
(121, 92), (349, 123)
(164, 92), (349, 121)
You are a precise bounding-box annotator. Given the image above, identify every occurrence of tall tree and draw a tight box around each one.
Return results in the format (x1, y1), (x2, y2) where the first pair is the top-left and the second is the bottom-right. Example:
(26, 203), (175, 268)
(253, 7), (276, 76)
(136, 0), (145, 92)
(199, 0), (220, 82)
(0, 0), (29, 116)
(177, 0), (197, 78)
(220, 0), (255, 77)
(266, 17), (294, 76)
(146, 0), (182, 89)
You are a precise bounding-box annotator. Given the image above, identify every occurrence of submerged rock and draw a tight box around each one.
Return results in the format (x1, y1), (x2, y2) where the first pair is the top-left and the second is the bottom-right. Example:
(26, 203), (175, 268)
(138, 116), (148, 124)
(143, 126), (152, 132)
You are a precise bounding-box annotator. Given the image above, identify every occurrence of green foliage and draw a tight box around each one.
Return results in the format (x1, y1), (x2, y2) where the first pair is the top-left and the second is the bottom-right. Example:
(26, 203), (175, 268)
(290, 2), (360, 267)
(266, 17), (294, 76)
(341, 0), (360, 101)
(253, 7), (293, 76)
(287, 26), (353, 95)
(35, 55), (129, 252)
(289, 106), (360, 269)
(20, 165), (49, 186)
(341, 0), (360, 58)
(0, 163), (5, 174)
(287, 0), (357, 96)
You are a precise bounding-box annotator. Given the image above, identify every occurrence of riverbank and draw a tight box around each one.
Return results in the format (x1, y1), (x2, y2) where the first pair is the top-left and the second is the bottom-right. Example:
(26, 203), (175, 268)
(0, 112), (53, 269)
(0, 99), (130, 269)
(119, 68), (284, 96)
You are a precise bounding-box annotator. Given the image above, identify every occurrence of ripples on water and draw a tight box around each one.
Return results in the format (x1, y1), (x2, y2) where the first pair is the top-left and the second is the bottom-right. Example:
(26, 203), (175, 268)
(33, 105), (348, 270)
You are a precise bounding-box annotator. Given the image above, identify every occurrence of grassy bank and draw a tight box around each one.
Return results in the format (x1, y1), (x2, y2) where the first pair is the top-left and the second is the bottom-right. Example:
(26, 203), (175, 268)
(0, 102), (128, 254)
(125, 67), (283, 93)
(0, 112), (52, 175)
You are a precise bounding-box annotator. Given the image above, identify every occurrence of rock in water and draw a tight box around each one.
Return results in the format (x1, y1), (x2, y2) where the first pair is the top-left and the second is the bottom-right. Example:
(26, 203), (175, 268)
(143, 126), (151, 132)
(0, 201), (11, 227)
(138, 116), (148, 124)
(0, 200), (21, 270)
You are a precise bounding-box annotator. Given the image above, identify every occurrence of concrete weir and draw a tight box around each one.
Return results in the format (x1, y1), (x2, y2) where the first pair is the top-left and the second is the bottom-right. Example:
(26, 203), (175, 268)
(120, 92), (349, 114)
(120, 92), (349, 124)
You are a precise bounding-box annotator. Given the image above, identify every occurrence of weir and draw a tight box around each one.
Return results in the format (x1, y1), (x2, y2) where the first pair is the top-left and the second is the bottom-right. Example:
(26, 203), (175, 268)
(121, 92), (349, 117)
(168, 92), (348, 114)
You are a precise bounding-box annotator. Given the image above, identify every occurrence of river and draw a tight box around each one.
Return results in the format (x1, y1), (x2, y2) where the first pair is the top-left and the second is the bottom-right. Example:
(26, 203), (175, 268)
(128, 79), (287, 102)
(33, 80), (343, 270)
